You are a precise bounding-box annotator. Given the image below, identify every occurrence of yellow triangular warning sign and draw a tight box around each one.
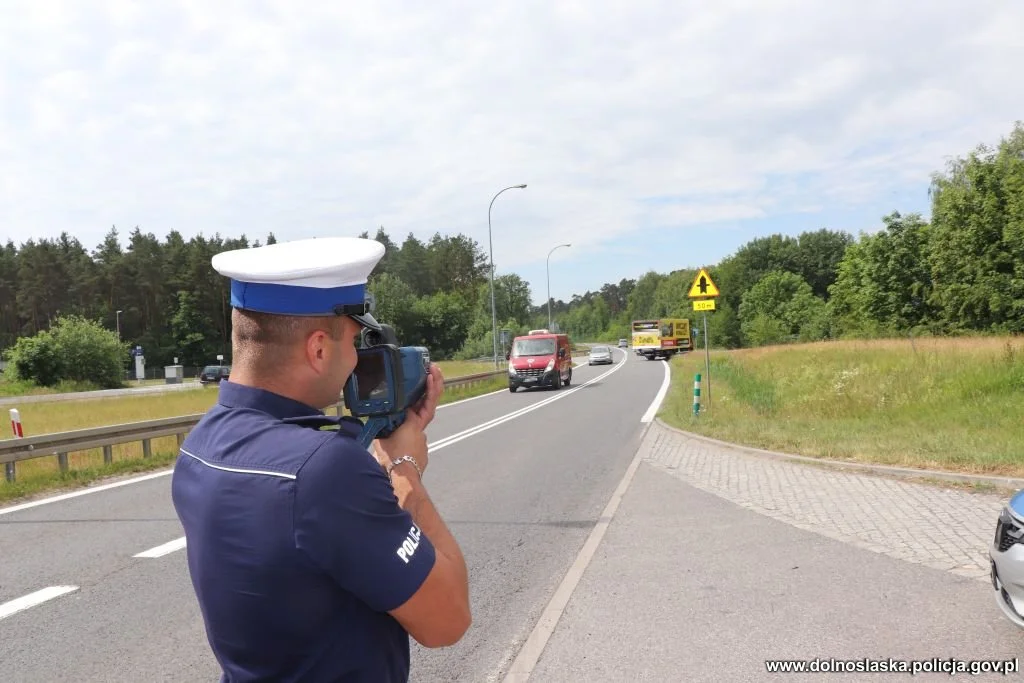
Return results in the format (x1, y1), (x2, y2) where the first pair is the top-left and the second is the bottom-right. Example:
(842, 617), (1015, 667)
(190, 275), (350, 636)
(688, 268), (719, 298)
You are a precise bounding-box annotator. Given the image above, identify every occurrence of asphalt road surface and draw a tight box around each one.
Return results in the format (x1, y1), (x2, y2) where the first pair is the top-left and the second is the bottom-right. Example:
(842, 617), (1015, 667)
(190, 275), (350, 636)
(0, 348), (660, 682)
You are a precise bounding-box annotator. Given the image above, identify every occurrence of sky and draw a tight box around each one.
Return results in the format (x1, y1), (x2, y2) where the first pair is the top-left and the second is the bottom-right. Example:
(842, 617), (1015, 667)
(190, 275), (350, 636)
(2, 1), (1023, 307)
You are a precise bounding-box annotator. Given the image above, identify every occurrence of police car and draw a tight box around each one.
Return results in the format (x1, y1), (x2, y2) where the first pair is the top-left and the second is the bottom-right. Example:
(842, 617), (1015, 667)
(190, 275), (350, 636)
(990, 489), (1024, 628)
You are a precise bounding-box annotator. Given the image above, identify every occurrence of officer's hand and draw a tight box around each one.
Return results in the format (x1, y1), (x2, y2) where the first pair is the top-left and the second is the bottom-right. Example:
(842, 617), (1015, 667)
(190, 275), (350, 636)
(408, 363), (443, 430)
(374, 419), (428, 477)
(373, 364), (441, 476)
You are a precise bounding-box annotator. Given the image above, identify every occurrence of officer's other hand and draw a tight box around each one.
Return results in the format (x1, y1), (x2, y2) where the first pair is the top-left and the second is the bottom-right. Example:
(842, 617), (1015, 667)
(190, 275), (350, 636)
(409, 363), (443, 430)
(374, 419), (428, 477)
(373, 364), (441, 478)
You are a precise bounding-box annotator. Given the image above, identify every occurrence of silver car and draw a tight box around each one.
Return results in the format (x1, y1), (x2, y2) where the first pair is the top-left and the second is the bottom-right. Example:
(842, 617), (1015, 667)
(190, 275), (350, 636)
(588, 345), (613, 365)
(990, 490), (1024, 628)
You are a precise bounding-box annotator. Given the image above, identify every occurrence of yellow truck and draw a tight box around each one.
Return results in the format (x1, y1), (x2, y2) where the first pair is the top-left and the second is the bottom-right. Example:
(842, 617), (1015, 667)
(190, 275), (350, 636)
(631, 318), (692, 360)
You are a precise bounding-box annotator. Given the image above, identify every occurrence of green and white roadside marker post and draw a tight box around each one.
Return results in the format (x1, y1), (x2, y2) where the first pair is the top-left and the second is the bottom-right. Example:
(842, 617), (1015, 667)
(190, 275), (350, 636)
(688, 268), (719, 415)
(693, 373), (701, 416)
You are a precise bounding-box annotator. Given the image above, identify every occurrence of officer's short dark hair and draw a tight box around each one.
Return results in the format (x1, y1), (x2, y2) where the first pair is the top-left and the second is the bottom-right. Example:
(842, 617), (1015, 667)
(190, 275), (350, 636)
(232, 309), (349, 368)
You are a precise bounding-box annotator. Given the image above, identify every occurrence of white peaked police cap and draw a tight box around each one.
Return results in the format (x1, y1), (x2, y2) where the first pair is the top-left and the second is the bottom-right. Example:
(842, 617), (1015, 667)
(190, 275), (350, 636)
(211, 236), (385, 331)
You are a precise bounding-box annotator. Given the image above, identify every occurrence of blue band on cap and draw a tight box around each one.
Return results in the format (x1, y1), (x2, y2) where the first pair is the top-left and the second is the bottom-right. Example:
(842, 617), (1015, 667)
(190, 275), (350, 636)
(230, 279), (366, 315)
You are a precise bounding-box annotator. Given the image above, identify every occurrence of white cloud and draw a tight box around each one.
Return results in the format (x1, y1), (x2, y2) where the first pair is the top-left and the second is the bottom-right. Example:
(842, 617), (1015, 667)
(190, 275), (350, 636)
(1, 0), (1023, 284)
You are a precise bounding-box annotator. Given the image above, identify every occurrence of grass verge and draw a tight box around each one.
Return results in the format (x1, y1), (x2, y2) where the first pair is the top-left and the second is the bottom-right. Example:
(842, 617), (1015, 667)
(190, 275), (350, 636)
(0, 365), (504, 505)
(0, 377), (110, 397)
(659, 336), (1024, 478)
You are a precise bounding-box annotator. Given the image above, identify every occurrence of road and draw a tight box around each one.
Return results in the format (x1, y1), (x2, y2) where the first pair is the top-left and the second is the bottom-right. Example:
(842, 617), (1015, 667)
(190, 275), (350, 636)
(0, 347), (658, 682)
(0, 380), (206, 407)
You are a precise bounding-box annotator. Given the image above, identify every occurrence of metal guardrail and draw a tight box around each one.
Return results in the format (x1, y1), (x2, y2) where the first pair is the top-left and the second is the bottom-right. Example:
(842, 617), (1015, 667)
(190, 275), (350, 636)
(1, 370), (506, 484)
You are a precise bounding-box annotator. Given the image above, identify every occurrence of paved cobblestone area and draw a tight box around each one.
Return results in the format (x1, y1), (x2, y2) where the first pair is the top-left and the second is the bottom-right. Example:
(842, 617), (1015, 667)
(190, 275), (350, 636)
(643, 421), (1006, 582)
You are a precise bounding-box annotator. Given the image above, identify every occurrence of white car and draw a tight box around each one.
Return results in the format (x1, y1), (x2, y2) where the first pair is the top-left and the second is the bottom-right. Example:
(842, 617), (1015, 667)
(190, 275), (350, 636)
(588, 345), (613, 365)
(991, 490), (1024, 628)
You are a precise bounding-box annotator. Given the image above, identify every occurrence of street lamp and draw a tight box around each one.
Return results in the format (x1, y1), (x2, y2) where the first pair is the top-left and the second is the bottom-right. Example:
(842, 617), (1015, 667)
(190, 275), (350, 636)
(546, 243), (571, 330)
(488, 183), (527, 368)
(116, 310), (123, 342)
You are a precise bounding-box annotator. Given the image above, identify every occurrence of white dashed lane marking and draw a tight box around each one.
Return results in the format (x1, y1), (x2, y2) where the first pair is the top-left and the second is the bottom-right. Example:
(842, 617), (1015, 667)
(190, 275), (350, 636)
(0, 585), (79, 621)
(134, 536), (186, 558)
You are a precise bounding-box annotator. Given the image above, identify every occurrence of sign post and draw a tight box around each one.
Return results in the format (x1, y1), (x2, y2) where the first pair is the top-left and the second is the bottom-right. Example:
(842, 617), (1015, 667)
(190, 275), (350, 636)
(499, 330), (510, 365)
(687, 268), (720, 414)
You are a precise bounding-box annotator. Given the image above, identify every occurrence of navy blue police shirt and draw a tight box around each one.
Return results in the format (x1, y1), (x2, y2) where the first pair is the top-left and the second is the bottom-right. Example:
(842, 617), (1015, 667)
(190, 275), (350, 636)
(171, 380), (436, 682)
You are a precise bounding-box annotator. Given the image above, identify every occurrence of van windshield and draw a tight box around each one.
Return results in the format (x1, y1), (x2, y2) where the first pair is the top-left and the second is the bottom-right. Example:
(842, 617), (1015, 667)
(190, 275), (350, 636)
(512, 338), (556, 357)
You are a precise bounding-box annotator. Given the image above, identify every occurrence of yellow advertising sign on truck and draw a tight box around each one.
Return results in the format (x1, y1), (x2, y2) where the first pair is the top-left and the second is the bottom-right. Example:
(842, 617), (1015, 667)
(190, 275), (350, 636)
(631, 318), (692, 360)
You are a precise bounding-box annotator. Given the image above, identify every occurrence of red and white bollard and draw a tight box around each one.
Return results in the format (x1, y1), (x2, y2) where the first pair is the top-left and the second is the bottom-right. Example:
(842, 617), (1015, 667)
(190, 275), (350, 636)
(10, 408), (23, 438)
(7, 408), (22, 482)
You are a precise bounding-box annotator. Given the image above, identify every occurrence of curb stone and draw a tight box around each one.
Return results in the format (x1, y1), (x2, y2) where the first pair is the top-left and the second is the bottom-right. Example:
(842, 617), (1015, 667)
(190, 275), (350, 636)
(653, 418), (1024, 494)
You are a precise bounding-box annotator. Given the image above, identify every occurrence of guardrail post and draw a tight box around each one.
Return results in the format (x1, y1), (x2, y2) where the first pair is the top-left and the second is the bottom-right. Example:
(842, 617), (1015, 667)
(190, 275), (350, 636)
(103, 445), (113, 465)
(142, 439), (152, 459)
(176, 433), (184, 449)
(58, 453), (68, 472)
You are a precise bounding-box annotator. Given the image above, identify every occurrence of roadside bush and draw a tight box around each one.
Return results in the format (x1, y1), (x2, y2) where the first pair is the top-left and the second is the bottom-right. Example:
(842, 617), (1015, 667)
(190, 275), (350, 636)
(4, 315), (126, 389)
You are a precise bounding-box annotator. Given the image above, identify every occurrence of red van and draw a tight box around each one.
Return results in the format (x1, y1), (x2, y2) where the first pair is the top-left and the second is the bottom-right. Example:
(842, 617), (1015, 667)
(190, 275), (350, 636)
(506, 331), (572, 392)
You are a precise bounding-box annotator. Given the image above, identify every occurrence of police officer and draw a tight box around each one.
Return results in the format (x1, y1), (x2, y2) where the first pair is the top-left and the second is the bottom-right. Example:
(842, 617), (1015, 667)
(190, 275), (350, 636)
(171, 236), (471, 682)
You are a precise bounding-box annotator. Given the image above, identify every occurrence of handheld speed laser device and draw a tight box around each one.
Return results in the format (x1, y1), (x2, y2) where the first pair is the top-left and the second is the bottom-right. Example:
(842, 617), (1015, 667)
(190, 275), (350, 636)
(343, 324), (431, 449)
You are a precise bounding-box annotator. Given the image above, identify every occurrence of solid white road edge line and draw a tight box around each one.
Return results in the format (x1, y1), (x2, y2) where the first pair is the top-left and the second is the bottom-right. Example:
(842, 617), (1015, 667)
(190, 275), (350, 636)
(129, 357), (617, 559)
(0, 360), (600, 517)
(0, 585), (79, 621)
(0, 470), (174, 516)
(500, 439), (648, 682)
(500, 355), (666, 682)
(134, 536), (187, 558)
(640, 358), (672, 423)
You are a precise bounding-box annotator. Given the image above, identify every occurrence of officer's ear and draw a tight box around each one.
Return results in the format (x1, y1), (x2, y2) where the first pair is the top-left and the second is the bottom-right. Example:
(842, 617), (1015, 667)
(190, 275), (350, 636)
(306, 317), (355, 366)
(303, 329), (325, 367)
(300, 319), (334, 366)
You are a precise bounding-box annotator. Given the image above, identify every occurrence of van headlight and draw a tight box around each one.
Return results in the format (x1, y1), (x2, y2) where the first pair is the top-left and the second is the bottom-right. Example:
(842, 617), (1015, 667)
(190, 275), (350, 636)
(508, 365), (517, 375)
(545, 359), (555, 371)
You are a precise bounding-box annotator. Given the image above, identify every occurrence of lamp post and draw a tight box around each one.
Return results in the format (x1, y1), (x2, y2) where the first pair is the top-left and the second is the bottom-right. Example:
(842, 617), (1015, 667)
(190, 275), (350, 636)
(488, 183), (527, 368)
(116, 310), (122, 342)
(546, 243), (571, 330)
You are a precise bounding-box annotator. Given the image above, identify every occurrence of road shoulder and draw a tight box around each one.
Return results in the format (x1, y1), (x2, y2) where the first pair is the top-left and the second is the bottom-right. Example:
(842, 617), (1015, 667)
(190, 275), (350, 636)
(527, 459), (1021, 682)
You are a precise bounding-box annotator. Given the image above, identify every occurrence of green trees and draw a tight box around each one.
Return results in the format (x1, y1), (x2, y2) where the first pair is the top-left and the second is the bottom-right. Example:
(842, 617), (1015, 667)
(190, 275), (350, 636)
(5, 315), (126, 388)
(824, 121), (1024, 339)
(827, 212), (933, 336)
(739, 271), (828, 345)
(926, 122), (1024, 333)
